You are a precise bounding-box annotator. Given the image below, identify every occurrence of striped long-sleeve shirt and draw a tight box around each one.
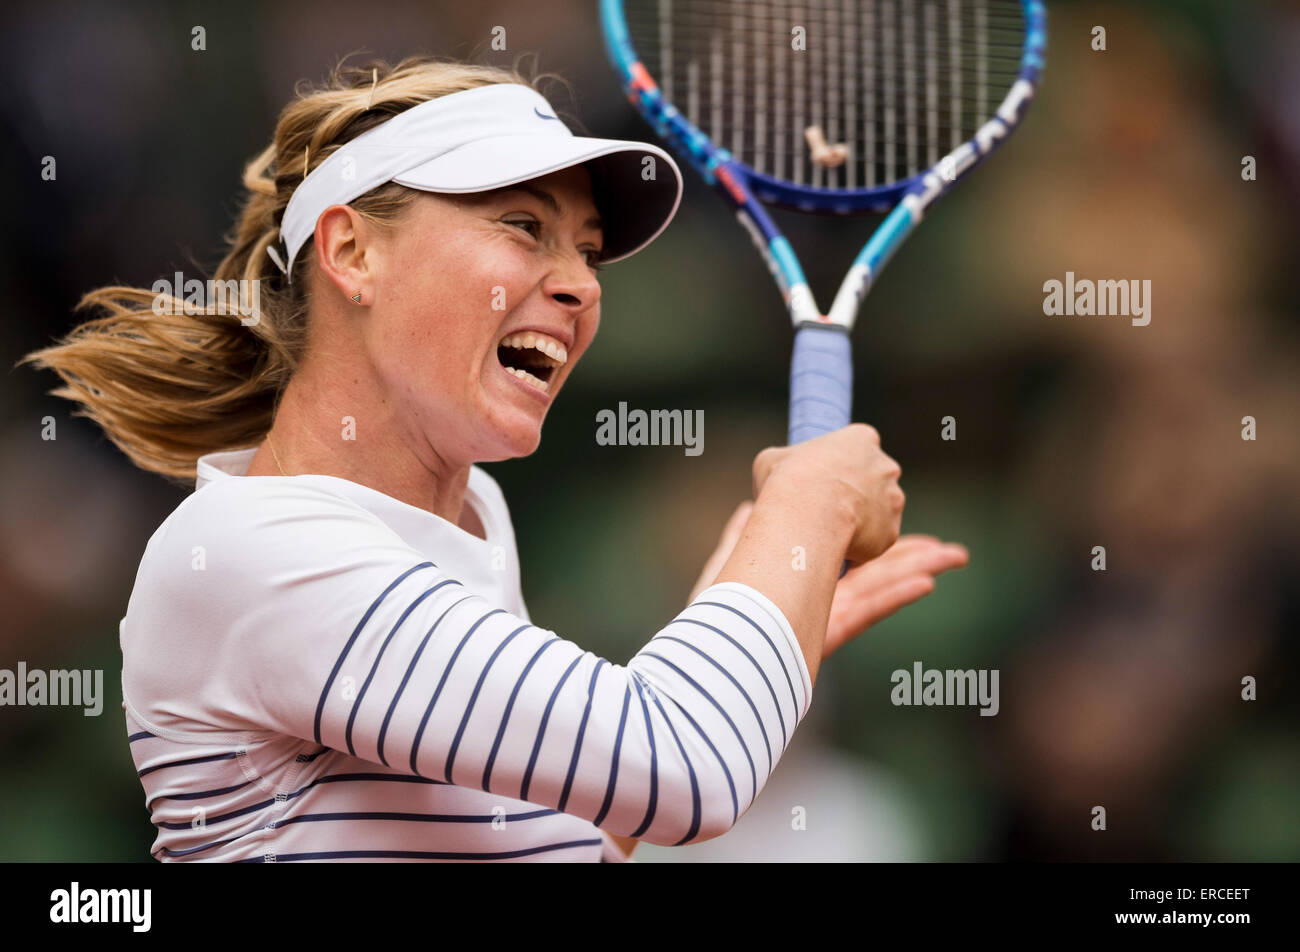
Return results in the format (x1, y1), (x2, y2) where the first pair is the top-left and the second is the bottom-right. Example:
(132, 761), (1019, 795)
(118, 448), (813, 862)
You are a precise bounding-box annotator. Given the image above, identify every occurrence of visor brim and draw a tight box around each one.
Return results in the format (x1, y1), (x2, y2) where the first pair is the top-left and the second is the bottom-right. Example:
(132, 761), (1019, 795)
(392, 134), (683, 264)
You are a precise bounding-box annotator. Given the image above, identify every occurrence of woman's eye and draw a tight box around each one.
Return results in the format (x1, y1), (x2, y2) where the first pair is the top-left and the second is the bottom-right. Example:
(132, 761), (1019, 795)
(506, 218), (540, 237)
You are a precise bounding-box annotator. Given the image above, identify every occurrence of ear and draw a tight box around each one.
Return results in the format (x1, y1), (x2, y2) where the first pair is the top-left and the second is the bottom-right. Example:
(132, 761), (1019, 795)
(313, 204), (376, 302)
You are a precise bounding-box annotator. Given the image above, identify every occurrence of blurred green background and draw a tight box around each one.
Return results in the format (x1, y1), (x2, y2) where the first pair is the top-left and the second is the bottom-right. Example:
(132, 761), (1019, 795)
(1, 0), (1296, 861)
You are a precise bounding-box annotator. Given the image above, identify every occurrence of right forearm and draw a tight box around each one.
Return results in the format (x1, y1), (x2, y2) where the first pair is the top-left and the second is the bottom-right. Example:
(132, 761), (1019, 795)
(711, 475), (854, 689)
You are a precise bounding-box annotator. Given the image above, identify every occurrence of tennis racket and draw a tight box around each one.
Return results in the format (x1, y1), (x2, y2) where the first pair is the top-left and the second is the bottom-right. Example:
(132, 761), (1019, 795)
(600, 0), (1047, 444)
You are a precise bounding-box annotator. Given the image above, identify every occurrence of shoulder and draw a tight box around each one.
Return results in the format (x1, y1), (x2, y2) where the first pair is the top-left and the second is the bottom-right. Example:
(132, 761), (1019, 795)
(182, 474), (391, 535)
(121, 476), (429, 733)
(128, 476), (408, 623)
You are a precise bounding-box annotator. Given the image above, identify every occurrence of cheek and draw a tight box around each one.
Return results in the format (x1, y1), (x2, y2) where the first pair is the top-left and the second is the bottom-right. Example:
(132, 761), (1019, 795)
(570, 307), (601, 363)
(394, 234), (534, 333)
(373, 235), (538, 396)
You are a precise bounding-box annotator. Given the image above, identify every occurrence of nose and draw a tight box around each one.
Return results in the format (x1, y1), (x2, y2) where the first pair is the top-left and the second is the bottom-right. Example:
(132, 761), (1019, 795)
(542, 249), (601, 313)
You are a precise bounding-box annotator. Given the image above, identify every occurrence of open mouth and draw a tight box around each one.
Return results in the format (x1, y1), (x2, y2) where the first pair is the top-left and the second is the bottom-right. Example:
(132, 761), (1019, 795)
(497, 331), (568, 395)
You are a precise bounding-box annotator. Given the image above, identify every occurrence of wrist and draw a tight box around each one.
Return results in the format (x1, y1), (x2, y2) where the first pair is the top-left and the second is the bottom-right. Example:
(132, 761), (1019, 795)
(756, 469), (856, 557)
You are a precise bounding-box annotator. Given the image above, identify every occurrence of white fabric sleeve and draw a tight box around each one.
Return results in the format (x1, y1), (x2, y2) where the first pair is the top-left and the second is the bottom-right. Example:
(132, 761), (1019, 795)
(128, 478), (813, 847)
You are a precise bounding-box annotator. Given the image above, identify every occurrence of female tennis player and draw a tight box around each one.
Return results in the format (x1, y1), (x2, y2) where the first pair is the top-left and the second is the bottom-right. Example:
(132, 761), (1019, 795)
(22, 57), (967, 862)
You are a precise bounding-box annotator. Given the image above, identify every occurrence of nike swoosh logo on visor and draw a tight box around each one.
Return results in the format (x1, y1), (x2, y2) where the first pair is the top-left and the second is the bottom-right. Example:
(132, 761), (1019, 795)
(534, 107), (559, 120)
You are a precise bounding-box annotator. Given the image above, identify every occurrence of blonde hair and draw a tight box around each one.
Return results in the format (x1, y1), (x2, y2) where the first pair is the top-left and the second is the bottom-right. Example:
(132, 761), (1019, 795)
(18, 55), (562, 485)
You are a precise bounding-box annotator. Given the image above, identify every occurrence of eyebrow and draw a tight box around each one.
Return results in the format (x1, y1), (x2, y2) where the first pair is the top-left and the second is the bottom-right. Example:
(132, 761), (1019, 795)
(498, 184), (603, 234)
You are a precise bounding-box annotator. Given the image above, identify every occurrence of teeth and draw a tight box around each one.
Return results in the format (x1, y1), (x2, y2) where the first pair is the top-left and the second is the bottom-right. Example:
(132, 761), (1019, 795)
(500, 331), (568, 365)
(505, 365), (550, 393)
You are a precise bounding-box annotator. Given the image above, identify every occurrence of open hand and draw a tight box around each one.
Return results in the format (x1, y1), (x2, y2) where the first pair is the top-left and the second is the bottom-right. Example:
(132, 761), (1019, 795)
(689, 502), (968, 657)
(822, 533), (968, 658)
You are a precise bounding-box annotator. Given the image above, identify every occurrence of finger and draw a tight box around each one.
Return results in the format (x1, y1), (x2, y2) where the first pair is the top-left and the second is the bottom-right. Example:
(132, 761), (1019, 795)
(842, 542), (967, 593)
(825, 574), (937, 656)
(714, 502), (754, 554)
(885, 533), (944, 549)
(723, 500), (754, 535)
(919, 543), (969, 571)
(867, 574), (937, 620)
(856, 536), (954, 570)
(688, 502), (757, 603)
(879, 536), (966, 561)
(831, 549), (962, 628)
(830, 574), (936, 642)
(886, 541), (968, 571)
(837, 568), (935, 618)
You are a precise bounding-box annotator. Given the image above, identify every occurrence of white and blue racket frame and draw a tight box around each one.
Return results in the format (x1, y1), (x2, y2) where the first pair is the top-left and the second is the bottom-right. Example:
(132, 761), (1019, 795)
(600, 0), (1048, 444)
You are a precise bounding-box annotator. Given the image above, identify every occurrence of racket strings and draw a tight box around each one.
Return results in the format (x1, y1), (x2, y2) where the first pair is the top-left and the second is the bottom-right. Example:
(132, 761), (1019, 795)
(624, 0), (1026, 189)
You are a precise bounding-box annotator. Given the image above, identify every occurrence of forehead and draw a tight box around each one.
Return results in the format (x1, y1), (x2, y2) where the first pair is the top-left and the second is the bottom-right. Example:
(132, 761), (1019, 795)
(474, 165), (597, 212)
(459, 165), (603, 236)
(522, 164), (595, 202)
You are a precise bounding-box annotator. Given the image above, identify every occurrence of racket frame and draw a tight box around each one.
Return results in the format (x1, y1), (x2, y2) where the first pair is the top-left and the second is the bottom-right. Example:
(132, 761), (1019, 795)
(600, 0), (1047, 441)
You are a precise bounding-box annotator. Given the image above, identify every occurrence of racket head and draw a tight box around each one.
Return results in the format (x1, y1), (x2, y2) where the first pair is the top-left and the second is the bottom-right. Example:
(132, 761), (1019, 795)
(601, 0), (1048, 443)
(602, 0), (1046, 215)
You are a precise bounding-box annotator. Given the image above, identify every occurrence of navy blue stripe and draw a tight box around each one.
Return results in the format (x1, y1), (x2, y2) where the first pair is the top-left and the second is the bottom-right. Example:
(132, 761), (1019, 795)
(158, 835), (242, 858)
(593, 685), (633, 827)
(671, 616), (787, 752)
(345, 579), (460, 756)
(237, 840), (603, 862)
(558, 659), (608, 812)
(315, 561), (438, 744)
(520, 653), (584, 802)
(638, 676), (703, 845)
(155, 770), (445, 830)
(294, 748), (330, 763)
(156, 794), (279, 829)
(653, 632), (773, 773)
(273, 808), (560, 826)
(654, 677), (741, 829)
(628, 674), (659, 839)
(128, 730), (156, 743)
(445, 622), (533, 784)
(378, 593), (477, 765)
(314, 772), (444, 786)
(482, 637), (561, 790)
(644, 650), (748, 816)
(137, 750), (237, 778)
(409, 609), (506, 776)
(153, 771), (454, 856)
(693, 599), (801, 730)
(147, 779), (254, 810)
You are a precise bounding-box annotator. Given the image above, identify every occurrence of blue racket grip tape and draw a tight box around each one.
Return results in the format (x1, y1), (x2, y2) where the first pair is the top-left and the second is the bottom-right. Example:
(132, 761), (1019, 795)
(787, 322), (855, 577)
(788, 323), (853, 445)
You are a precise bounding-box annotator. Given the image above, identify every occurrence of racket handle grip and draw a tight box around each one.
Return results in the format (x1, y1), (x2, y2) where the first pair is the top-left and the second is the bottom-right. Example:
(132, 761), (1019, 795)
(787, 322), (854, 578)
(788, 322), (853, 445)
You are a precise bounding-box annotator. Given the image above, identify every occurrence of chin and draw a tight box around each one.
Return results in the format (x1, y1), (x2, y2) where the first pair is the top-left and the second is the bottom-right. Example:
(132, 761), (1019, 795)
(476, 418), (544, 462)
(502, 430), (542, 459)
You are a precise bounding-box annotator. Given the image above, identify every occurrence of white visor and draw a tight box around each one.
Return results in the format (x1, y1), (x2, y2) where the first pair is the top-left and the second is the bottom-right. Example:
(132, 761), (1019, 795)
(274, 83), (682, 281)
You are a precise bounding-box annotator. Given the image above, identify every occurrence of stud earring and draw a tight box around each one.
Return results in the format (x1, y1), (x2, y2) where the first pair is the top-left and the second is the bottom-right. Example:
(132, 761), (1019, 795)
(351, 291), (363, 304)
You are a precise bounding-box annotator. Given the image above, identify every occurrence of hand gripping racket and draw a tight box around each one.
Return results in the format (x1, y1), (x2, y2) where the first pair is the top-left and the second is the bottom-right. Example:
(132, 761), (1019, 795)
(600, 0), (1047, 444)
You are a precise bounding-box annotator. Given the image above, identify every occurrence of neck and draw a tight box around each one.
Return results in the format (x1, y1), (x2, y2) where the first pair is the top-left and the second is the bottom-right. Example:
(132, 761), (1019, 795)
(251, 362), (473, 529)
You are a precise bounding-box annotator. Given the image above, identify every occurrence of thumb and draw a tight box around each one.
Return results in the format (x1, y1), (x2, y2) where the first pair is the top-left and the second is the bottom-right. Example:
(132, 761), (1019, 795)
(688, 501), (756, 604)
(722, 500), (755, 542)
